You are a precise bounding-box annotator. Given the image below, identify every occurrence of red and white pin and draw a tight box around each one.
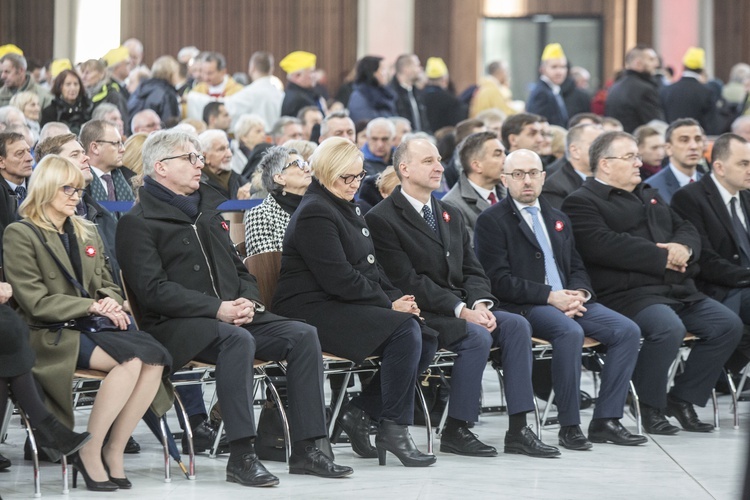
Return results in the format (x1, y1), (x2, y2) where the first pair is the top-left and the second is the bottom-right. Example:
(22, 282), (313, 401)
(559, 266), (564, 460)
(442, 211), (450, 222)
(650, 198), (658, 205)
(221, 221), (230, 231)
(85, 245), (96, 257)
(554, 220), (564, 232)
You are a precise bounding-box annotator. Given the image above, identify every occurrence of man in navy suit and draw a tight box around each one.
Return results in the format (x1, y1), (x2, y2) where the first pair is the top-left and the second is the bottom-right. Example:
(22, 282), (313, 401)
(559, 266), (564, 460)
(671, 133), (750, 370)
(646, 118), (705, 204)
(366, 137), (560, 458)
(526, 43), (569, 128)
(475, 149), (645, 449)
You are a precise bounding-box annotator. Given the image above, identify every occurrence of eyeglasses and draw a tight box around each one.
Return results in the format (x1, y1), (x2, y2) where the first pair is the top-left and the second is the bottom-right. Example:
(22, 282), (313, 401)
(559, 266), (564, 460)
(283, 158), (309, 171)
(159, 152), (205, 165)
(604, 153), (643, 163)
(339, 171), (367, 184)
(95, 140), (124, 148)
(61, 185), (85, 197)
(504, 169), (543, 181)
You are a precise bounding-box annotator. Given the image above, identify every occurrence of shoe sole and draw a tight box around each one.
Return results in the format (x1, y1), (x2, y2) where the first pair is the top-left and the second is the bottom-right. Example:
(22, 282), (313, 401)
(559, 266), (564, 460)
(558, 440), (593, 451)
(589, 436), (648, 446)
(664, 409), (714, 433)
(643, 426), (681, 435)
(504, 445), (560, 458)
(289, 467), (353, 478)
(439, 444), (498, 457)
(226, 474), (279, 487)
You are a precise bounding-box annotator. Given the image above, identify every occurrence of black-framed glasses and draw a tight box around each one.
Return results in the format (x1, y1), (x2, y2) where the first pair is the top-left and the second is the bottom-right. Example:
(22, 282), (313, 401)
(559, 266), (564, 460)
(95, 140), (124, 148)
(604, 153), (642, 163)
(159, 152), (205, 165)
(61, 185), (85, 197)
(339, 171), (366, 184)
(504, 169), (543, 181)
(283, 158), (309, 171)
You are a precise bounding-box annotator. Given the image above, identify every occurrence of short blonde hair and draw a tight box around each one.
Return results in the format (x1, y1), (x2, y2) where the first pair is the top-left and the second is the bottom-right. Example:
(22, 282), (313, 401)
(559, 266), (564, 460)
(9, 91), (39, 117)
(123, 132), (148, 176)
(234, 113), (267, 140)
(20, 155), (93, 238)
(310, 137), (363, 188)
(281, 139), (316, 160)
(376, 166), (400, 197)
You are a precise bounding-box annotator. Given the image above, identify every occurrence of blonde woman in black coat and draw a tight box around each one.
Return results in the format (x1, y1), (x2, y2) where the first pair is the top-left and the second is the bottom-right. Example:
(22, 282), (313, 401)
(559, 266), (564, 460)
(273, 137), (438, 467)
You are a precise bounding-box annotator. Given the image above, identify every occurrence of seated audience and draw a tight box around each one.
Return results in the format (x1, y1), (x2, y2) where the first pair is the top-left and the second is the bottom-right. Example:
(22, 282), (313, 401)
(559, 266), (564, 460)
(347, 56), (396, 123)
(40, 70), (92, 135)
(633, 124), (666, 180)
(127, 56), (181, 129)
(9, 91), (41, 143)
(230, 113), (268, 177)
(199, 129), (247, 200)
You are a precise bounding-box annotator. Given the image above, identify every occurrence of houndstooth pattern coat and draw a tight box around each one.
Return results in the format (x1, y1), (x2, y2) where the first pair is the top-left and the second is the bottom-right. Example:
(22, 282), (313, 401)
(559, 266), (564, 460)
(244, 193), (291, 256)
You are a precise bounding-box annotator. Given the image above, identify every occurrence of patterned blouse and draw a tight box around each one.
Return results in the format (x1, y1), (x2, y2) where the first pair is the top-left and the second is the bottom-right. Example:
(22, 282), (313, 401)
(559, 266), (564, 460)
(244, 193), (291, 256)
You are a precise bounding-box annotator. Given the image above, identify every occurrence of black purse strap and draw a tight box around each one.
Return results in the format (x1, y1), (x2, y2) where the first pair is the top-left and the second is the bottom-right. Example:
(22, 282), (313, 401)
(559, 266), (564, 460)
(20, 221), (91, 299)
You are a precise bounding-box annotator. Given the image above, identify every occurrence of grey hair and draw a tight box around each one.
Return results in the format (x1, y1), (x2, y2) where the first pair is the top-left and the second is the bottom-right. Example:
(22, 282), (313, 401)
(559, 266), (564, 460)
(234, 113), (267, 138)
(259, 146), (299, 194)
(1, 53), (26, 71)
(91, 103), (119, 121)
(319, 110), (352, 137)
(270, 116), (301, 140)
(366, 117), (395, 138)
(0, 105), (25, 125)
(142, 130), (201, 178)
(198, 129), (228, 153)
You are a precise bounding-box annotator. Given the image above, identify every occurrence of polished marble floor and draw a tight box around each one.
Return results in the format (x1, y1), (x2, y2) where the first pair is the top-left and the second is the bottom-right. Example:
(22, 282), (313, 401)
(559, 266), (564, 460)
(1, 367), (748, 500)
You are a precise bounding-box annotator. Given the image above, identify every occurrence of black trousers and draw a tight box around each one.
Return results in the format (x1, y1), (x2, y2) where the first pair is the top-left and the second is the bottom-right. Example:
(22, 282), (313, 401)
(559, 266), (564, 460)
(195, 320), (327, 443)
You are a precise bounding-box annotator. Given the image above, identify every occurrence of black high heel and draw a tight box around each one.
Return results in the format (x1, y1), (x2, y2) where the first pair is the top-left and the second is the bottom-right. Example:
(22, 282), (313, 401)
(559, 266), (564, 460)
(374, 419), (436, 467)
(70, 452), (119, 492)
(102, 453), (132, 489)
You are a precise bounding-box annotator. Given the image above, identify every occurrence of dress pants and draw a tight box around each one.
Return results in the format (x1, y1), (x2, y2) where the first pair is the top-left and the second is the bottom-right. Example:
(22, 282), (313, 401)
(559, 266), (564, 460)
(447, 311), (535, 422)
(631, 298), (743, 409)
(525, 303), (641, 426)
(195, 320), (327, 443)
(357, 318), (438, 425)
(722, 288), (750, 370)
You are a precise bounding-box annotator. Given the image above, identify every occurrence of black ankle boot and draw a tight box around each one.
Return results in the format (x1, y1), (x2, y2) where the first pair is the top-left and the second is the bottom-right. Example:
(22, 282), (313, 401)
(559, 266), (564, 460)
(375, 419), (436, 467)
(33, 415), (92, 456)
(336, 404), (377, 458)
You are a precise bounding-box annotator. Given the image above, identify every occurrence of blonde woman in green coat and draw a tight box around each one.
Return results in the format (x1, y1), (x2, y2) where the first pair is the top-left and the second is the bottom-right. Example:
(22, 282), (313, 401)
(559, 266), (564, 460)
(3, 155), (172, 492)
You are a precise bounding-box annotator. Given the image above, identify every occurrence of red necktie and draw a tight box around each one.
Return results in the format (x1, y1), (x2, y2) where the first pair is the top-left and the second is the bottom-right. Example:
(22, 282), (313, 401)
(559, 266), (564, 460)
(689, 178), (695, 183)
(488, 192), (498, 205)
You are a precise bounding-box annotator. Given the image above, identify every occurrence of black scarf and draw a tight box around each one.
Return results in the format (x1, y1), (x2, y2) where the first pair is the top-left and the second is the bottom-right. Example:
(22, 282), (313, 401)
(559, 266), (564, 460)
(272, 191), (303, 215)
(143, 176), (201, 219)
(58, 218), (83, 284)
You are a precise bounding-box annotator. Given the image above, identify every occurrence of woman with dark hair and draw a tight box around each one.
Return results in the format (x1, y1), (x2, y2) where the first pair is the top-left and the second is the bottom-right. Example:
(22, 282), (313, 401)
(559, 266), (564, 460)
(40, 70), (93, 135)
(347, 56), (397, 123)
(4, 155), (172, 491)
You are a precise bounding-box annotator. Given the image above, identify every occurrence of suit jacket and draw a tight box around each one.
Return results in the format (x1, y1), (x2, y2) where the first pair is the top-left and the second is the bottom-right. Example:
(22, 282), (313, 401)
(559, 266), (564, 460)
(388, 77), (431, 132)
(281, 82), (322, 119)
(87, 166), (136, 203)
(117, 184), (287, 370)
(422, 84), (466, 131)
(605, 69), (665, 133)
(671, 175), (750, 301)
(366, 186), (496, 347)
(441, 173), (504, 245)
(272, 179), (420, 363)
(661, 76), (719, 134)
(474, 196), (594, 315)
(561, 178), (703, 317)
(526, 79), (567, 127)
(646, 165), (701, 204)
(541, 162), (584, 210)
(0, 179), (22, 265)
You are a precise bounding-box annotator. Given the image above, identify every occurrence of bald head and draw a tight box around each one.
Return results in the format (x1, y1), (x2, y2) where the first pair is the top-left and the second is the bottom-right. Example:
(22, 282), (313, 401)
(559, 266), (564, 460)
(502, 149), (545, 205)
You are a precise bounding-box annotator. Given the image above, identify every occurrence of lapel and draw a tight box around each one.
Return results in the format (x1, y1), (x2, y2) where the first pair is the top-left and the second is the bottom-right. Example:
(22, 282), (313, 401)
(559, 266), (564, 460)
(702, 176), (738, 249)
(458, 176), (488, 212)
(111, 168), (135, 202)
(36, 225), (96, 296)
(540, 201), (565, 262)
(433, 197), (451, 250)
(392, 187), (442, 245)
(87, 170), (107, 202)
(504, 198), (542, 251)
(666, 168), (680, 191)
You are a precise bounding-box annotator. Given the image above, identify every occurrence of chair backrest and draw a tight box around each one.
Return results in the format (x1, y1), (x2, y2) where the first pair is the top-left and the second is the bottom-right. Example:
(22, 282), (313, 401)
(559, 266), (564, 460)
(244, 251), (282, 312)
(119, 270), (144, 330)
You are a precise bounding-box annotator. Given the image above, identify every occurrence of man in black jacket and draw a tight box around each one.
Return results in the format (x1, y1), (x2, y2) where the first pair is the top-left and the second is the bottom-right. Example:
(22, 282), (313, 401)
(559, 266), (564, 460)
(605, 45), (664, 133)
(280, 51), (326, 119)
(562, 131), (742, 435)
(367, 137), (560, 458)
(0, 131), (32, 264)
(671, 133), (750, 370)
(117, 130), (352, 487)
(388, 54), (430, 133)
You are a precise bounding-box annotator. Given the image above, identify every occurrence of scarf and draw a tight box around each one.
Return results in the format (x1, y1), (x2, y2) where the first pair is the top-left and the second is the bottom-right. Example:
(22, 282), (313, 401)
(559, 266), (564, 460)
(143, 176), (201, 219)
(272, 191), (303, 215)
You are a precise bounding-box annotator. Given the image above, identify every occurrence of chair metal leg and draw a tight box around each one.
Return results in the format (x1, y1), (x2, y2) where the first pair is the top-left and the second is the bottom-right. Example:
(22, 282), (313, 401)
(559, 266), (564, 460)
(628, 380), (643, 435)
(159, 416), (171, 482)
(414, 381), (433, 455)
(265, 376), (291, 463)
(18, 408), (41, 498)
(737, 362), (750, 394)
(726, 371), (740, 429)
(328, 371), (353, 438)
(209, 419), (225, 459)
(61, 454), (69, 495)
(533, 397), (541, 437)
(173, 391), (196, 479)
(541, 388), (555, 427)
(712, 389), (719, 429)
(437, 400), (450, 437)
(1, 398), (13, 443)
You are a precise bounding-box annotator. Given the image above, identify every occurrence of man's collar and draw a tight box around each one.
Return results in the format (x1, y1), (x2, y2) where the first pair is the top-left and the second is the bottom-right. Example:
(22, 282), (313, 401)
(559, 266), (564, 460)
(400, 187), (431, 213)
(668, 163), (698, 186)
(466, 177), (494, 200)
(710, 172), (737, 204)
(540, 75), (561, 94)
(511, 196), (541, 213)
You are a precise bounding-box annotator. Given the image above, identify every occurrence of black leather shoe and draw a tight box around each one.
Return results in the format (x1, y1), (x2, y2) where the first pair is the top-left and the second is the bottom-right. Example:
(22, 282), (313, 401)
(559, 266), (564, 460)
(440, 426), (498, 457)
(504, 427), (560, 458)
(335, 404), (377, 458)
(588, 418), (647, 446)
(558, 425), (593, 450)
(0, 452), (10, 470)
(665, 397), (714, 433)
(641, 405), (680, 435)
(375, 420), (436, 467)
(226, 453), (279, 487)
(183, 420), (229, 454)
(289, 446), (353, 478)
(124, 436), (140, 454)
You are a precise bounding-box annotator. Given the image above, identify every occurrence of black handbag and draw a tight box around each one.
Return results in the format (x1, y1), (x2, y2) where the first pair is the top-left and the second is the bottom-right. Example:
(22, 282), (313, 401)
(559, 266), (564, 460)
(255, 401), (287, 463)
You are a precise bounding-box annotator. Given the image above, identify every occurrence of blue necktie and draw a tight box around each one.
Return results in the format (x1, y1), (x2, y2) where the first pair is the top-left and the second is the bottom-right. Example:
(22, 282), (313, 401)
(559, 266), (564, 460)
(14, 185), (26, 205)
(422, 204), (437, 233)
(524, 206), (563, 291)
(554, 92), (569, 124)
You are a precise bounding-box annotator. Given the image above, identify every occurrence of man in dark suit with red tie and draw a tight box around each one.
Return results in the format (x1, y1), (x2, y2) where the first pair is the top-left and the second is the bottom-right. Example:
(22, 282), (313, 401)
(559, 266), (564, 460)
(671, 133), (750, 370)
(474, 149), (645, 450)
(366, 137), (560, 458)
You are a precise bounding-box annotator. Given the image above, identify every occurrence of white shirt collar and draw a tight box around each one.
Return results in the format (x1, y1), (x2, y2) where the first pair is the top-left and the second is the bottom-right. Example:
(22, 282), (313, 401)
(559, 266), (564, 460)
(540, 75), (561, 95)
(401, 188), (429, 215)
(710, 172), (737, 207)
(511, 197), (541, 214)
(466, 178), (495, 202)
(668, 163), (698, 187)
(682, 70), (702, 80)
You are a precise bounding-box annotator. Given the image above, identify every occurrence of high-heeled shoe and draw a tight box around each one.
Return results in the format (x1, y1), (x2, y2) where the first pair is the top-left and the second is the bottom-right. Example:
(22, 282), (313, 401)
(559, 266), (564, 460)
(102, 454), (132, 489)
(374, 419), (436, 467)
(70, 452), (119, 492)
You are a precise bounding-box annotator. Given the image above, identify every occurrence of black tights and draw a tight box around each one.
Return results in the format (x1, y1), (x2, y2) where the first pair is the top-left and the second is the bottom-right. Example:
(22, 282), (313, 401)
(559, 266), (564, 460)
(0, 371), (52, 427)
